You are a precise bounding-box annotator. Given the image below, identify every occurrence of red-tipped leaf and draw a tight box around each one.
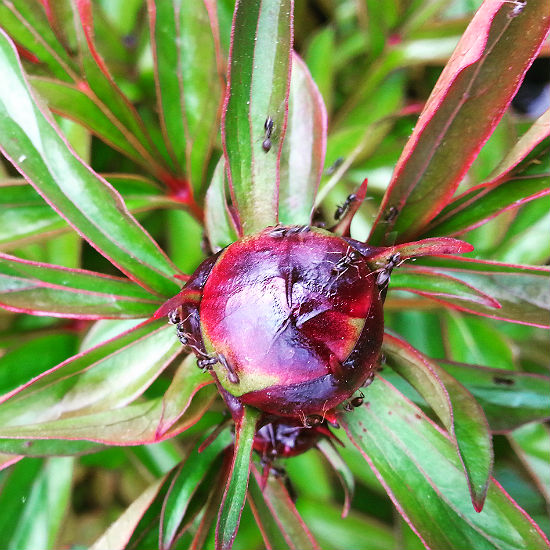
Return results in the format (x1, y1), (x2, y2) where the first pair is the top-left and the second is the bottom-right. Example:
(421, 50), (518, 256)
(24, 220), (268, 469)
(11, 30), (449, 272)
(369, 0), (550, 244)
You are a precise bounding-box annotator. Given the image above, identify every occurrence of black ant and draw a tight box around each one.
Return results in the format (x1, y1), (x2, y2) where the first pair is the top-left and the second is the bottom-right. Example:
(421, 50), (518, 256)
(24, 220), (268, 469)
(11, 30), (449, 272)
(262, 116), (274, 152)
(504, 0), (525, 17)
(197, 356), (219, 372)
(383, 206), (399, 223)
(343, 390), (365, 411)
(325, 156), (344, 175)
(330, 246), (363, 280)
(375, 252), (404, 289)
(334, 193), (357, 220)
(268, 225), (310, 238)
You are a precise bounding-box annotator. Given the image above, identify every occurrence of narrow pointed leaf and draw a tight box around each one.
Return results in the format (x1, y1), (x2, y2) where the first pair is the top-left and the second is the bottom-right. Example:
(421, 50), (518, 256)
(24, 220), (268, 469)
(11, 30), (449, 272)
(298, 498), (394, 550)
(0, 332), (78, 396)
(424, 110), (550, 238)
(0, 0), (78, 81)
(222, 0), (293, 234)
(249, 465), (321, 550)
(205, 157), (239, 252)
(29, 76), (150, 167)
(437, 361), (550, 433)
(216, 405), (260, 550)
(370, 0), (550, 244)
(0, 389), (216, 450)
(509, 423), (550, 504)
(422, 174), (550, 237)
(72, 1), (171, 178)
(341, 378), (550, 550)
(0, 176), (177, 251)
(367, 237), (474, 269)
(0, 253), (161, 319)
(417, 257), (550, 327)
(390, 265), (501, 309)
(279, 52), (327, 225)
(0, 31), (180, 296)
(383, 332), (493, 512)
(156, 354), (215, 438)
(0, 320), (180, 428)
(91, 476), (166, 550)
(317, 439), (355, 518)
(148, 0), (222, 189)
(0, 457), (74, 549)
(489, 108), (550, 181)
(160, 430), (233, 550)
(189, 459), (230, 550)
(248, 471), (291, 550)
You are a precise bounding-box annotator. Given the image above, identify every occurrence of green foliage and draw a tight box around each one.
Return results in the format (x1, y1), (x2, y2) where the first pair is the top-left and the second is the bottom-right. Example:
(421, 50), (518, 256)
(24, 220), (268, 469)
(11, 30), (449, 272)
(0, 1), (549, 549)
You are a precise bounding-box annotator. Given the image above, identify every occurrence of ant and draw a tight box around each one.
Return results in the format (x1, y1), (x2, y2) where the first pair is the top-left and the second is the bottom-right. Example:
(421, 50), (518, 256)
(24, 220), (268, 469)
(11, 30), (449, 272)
(375, 252), (404, 289)
(269, 225), (310, 238)
(325, 156), (344, 175)
(383, 206), (399, 223)
(197, 356), (219, 372)
(343, 390), (365, 411)
(504, 0), (525, 17)
(334, 193), (357, 220)
(329, 246), (363, 280)
(262, 116), (274, 152)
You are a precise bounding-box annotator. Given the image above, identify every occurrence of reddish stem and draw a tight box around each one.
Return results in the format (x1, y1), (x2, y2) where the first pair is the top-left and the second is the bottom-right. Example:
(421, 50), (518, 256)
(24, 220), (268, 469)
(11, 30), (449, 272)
(160, 172), (204, 223)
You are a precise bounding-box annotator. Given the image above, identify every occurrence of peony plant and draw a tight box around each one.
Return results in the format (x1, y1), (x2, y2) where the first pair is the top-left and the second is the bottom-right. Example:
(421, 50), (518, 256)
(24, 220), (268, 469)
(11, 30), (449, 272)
(0, 1), (549, 549)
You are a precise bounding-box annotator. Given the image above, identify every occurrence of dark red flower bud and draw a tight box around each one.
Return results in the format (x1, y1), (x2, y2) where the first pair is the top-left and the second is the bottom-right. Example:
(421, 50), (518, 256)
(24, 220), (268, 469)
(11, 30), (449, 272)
(253, 418), (333, 460)
(156, 226), (385, 420)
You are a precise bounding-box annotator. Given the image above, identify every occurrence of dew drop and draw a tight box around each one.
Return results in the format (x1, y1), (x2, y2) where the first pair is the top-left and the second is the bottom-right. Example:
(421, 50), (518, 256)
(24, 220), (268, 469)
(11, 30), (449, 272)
(18, 155), (26, 162)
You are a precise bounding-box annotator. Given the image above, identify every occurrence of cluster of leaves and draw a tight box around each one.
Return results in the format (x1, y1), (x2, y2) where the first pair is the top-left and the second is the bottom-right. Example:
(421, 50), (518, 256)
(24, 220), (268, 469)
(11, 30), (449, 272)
(0, 0), (549, 549)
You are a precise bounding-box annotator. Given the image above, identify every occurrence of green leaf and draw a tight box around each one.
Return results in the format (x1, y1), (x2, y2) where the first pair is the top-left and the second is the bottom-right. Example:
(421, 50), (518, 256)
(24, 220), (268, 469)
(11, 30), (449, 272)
(489, 109), (550, 181)
(509, 423), (550, 504)
(0, 179), (68, 250)
(216, 405), (260, 550)
(0, 457), (74, 549)
(148, 0), (222, 189)
(72, 1), (172, 178)
(444, 312), (516, 369)
(156, 354), (215, 438)
(439, 361), (550, 433)
(0, 31), (180, 296)
(0, 252), (161, 319)
(341, 378), (550, 550)
(0, 176), (174, 251)
(90, 475), (166, 550)
(205, 157), (239, 252)
(383, 332), (493, 512)
(423, 175), (550, 238)
(297, 497), (395, 550)
(316, 439), (355, 518)
(0, 320), (181, 430)
(161, 430), (233, 550)
(247, 471), (291, 550)
(369, 0), (550, 244)
(305, 27), (335, 113)
(278, 52), (327, 225)
(390, 266), (501, 309)
(248, 465), (321, 550)
(417, 258), (550, 328)
(29, 76), (149, 167)
(0, 0), (77, 81)
(0, 332), (78, 395)
(0, 390), (216, 450)
(222, 0), (293, 234)
(492, 197), (550, 265)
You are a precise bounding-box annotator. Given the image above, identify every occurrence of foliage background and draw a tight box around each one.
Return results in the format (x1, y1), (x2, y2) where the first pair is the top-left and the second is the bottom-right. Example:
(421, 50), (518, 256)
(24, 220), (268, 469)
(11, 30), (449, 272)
(0, 0), (548, 548)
